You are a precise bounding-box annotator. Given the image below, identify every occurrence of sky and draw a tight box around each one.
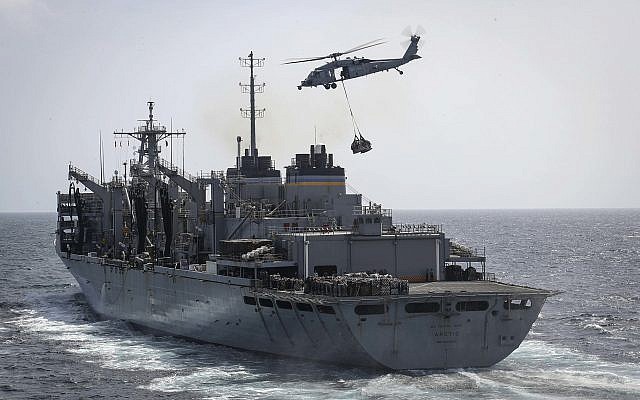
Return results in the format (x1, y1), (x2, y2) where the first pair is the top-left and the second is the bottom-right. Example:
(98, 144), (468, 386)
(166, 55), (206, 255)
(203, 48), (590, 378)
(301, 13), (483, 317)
(1, 0), (639, 211)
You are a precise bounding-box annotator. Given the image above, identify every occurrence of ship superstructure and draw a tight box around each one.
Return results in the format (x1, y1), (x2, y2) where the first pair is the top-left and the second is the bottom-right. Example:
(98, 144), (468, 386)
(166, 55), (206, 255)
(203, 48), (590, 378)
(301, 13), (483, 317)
(55, 53), (553, 369)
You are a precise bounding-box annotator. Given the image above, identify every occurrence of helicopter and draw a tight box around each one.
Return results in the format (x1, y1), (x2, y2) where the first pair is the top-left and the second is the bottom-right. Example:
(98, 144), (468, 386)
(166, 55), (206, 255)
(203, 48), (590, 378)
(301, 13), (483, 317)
(285, 34), (422, 90)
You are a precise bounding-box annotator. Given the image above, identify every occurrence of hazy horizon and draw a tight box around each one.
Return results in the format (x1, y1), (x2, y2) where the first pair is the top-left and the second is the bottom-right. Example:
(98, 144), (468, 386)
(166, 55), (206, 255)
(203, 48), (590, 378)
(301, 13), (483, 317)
(2, 0), (638, 211)
(2, 207), (639, 214)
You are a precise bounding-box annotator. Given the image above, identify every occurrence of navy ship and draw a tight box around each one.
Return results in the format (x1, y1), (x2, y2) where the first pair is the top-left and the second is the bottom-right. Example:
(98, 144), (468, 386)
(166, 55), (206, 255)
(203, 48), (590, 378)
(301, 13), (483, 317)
(55, 52), (553, 369)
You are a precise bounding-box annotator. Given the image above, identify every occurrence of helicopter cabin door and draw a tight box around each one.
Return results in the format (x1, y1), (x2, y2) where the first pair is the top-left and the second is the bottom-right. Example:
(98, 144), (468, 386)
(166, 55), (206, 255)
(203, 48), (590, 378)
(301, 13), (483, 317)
(344, 64), (367, 80)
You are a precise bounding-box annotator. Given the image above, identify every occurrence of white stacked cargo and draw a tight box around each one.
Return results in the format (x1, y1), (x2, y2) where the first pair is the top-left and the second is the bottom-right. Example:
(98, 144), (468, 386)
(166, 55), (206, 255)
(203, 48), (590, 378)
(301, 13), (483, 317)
(241, 245), (274, 260)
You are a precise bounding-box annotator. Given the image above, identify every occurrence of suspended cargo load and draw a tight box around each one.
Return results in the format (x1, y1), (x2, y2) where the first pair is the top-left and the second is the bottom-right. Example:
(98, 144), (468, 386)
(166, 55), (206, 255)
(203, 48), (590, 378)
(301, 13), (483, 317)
(351, 134), (372, 154)
(339, 81), (373, 154)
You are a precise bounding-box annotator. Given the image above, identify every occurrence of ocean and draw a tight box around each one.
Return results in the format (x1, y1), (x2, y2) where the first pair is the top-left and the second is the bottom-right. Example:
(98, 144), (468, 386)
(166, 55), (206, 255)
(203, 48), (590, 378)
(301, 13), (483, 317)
(1, 210), (638, 399)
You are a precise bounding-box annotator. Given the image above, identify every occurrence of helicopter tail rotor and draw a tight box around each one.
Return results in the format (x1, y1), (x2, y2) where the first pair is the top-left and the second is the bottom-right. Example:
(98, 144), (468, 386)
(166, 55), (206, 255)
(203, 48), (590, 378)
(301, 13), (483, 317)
(402, 25), (426, 37)
(401, 25), (426, 50)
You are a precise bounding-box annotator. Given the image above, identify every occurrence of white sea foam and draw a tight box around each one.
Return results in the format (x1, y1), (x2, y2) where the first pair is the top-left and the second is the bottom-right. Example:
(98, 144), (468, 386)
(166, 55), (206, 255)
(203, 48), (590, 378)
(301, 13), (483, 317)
(582, 323), (611, 334)
(492, 340), (640, 397)
(139, 339), (640, 399)
(7, 307), (185, 371)
(7, 305), (640, 399)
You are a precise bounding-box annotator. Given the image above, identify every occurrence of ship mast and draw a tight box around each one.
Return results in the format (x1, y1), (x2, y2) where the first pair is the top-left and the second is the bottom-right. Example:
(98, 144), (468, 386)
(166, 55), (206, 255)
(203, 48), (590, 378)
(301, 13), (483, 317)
(240, 52), (265, 160)
(114, 101), (186, 170)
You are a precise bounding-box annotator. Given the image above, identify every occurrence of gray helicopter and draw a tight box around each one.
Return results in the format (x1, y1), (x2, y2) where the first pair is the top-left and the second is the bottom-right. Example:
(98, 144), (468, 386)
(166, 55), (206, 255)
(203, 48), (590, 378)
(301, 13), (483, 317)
(285, 34), (422, 90)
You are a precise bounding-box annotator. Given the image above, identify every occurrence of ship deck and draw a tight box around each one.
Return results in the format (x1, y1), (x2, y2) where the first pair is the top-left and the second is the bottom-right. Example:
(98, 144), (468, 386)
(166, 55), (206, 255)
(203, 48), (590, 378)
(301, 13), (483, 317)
(252, 280), (555, 303)
(408, 281), (553, 296)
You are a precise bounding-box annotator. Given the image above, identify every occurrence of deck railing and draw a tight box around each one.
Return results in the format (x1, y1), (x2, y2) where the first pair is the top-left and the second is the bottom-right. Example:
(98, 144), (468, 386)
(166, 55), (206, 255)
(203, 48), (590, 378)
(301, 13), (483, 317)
(387, 223), (442, 234)
(158, 158), (197, 182)
(69, 164), (101, 186)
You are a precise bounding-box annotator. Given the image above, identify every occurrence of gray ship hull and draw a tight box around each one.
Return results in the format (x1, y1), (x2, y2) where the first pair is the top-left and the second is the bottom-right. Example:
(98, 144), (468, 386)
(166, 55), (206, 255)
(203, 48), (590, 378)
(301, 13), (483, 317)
(61, 253), (550, 370)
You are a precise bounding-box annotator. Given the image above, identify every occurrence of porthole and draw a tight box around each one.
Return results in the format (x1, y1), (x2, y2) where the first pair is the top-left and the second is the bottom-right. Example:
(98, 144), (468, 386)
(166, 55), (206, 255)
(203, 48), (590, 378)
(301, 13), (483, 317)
(243, 296), (256, 305)
(317, 305), (335, 314)
(503, 299), (532, 310)
(276, 300), (292, 309)
(355, 304), (385, 315)
(405, 302), (440, 313)
(259, 298), (273, 307)
(296, 302), (313, 312)
(455, 301), (489, 312)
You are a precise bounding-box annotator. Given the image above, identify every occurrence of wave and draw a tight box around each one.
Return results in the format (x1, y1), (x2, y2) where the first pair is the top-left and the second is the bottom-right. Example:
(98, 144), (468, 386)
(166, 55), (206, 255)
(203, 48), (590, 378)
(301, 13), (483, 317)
(583, 323), (612, 335)
(5, 292), (640, 399)
(140, 340), (640, 399)
(8, 297), (640, 400)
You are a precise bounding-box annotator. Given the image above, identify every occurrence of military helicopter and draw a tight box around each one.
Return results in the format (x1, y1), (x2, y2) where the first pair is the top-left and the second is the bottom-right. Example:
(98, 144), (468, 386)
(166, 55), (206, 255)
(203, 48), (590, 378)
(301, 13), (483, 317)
(285, 32), (422, 90)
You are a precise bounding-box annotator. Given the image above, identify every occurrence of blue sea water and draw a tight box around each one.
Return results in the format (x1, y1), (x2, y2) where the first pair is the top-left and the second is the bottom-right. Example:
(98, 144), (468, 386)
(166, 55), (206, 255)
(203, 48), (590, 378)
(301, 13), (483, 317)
(0, 210), (638, 399)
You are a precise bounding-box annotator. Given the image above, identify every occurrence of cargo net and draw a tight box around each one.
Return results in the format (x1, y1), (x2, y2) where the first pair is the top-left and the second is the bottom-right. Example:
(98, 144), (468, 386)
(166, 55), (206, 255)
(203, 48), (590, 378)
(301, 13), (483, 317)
(262, 272), (409, 297)
(444, 264), (482, 281)
(305, 272), (409, 297)
(263, 274), (304, 291)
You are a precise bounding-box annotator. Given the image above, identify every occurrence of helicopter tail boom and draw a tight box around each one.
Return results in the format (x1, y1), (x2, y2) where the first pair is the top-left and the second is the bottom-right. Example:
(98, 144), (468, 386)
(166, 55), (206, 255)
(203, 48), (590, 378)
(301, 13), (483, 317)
(402, 35), (421, 61)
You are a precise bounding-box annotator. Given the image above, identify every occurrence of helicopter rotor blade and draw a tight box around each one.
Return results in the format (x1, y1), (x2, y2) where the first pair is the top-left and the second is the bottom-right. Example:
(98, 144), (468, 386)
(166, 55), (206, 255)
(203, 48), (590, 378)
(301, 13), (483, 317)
(401, 25), (413, 37)
(282, 55), (331, 65)
(283, 38), (386, 65)
(343, 40), (386, 56)
(342, 38), (386, 55)
(415, 25), (426, 36)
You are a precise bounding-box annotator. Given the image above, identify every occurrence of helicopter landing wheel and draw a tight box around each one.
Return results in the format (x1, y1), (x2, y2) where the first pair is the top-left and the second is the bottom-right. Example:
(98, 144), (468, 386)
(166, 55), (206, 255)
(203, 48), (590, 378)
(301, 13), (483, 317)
(399, 70), (404, 75)
(324, 84), (330, 89)
(331, 83), (337, 89)
(297, 86), (302, 90)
